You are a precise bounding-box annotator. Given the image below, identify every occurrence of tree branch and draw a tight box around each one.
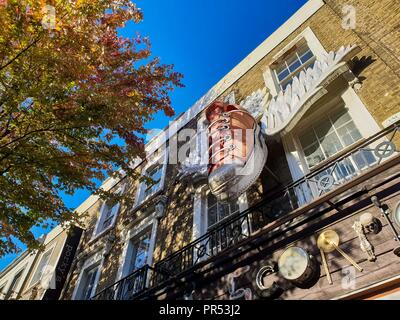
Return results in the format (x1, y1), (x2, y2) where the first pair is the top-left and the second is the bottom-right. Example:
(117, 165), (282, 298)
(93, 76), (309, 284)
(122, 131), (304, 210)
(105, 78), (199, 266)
(0, 37), (41, 72)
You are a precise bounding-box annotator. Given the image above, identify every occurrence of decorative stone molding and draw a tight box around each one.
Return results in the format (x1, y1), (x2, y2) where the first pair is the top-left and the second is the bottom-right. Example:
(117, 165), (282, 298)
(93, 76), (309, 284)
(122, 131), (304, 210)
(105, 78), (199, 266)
(103, 233), (116, 257)
(155, 195), (168, 219)
(261, 45), (361, 136)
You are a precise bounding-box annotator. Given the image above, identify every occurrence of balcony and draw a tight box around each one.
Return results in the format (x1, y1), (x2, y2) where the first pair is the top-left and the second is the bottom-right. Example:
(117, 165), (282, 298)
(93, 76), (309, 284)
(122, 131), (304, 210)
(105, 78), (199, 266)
(93, 122), (400, 300)
(91, 265), (159, 300)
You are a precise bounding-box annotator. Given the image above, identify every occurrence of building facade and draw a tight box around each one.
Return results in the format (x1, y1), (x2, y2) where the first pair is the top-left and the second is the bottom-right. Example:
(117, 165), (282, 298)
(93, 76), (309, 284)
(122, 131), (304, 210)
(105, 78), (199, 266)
(0, 225), (82, 300)
(53, 0), (400, 300)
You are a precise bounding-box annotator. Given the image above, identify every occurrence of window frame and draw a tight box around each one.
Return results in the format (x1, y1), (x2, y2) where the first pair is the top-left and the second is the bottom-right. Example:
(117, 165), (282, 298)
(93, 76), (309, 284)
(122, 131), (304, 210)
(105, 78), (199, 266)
(206, 192), (241, 230)
(79, 263), (101, 301)
(28, 245), (55, 289)
(263, 27), (328, 97)
(91, 183), (125, 240)
(3, 268), (25, 300)
(126, 227), (153, 274)
(288, 96), (379, 183)
(297, 108), (363, 170)
(134, 150), (168, 208)
(192, 186), (249, 242)
(272, 44), (316, 91)
(72, 250), (104, 300)
(116, 211), (158, 281)
(142, 164), (163, 200)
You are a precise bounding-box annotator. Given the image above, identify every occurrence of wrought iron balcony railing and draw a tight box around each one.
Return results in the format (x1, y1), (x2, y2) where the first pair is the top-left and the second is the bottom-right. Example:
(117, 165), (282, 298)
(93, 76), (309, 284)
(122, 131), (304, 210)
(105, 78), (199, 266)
(91, 265), (161, 300)
(93, 123), (400, 300)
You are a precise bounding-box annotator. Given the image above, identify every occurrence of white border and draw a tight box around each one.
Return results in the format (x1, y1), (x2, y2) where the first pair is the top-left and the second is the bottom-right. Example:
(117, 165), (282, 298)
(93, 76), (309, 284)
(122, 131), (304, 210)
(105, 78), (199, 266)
(263, 26), (328, 97)
(0, 264), (27, 300)
(282, 86), (381, 181)
(71, 248), (105, 300)
(91, 184), (126, 241)
(28, 245), (56, 289)
(116, 211), (158, 281)
(192, 186), (249, 242)
(133, 150), (168, 209)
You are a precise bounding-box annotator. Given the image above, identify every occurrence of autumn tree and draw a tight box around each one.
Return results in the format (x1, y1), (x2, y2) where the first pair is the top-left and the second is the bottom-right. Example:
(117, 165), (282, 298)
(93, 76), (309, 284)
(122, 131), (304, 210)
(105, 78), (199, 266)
(0, 0), (183, 256)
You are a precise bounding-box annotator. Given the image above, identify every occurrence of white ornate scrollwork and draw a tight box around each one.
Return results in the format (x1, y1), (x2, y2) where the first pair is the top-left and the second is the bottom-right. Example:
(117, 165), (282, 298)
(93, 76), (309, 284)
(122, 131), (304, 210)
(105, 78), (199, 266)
(240, 87), (270, 119)
(177, 150), (208, 188)
(261, 45), (361, 136)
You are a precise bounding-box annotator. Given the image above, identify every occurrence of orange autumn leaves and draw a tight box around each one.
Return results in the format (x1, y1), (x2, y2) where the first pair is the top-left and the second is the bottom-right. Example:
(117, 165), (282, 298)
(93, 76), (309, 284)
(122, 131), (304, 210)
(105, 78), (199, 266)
(0, 0), (183, 256)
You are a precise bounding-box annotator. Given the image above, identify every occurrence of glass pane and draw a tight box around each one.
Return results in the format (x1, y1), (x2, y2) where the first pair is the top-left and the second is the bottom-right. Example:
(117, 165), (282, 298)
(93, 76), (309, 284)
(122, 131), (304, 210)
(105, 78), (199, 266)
(218, 203), (230, 221)
(314, 118), (334, 140)
(229, 202), (240, 215)
(102, 217), (113, 230)
(337, 122), (362, 147)
(300, 50), (314, 64)
(352, 150), (376, 170)
(275, 63), (287, 75)
(332, 158), (356, 181)
(103, 204), (113, 219)
(130, 230), (151, 272)
(288, 56), (301, 72)
(331, 110), (352, 128)
(31, 251), (51, 285)
(208, 204), (217, 228)
(303, 143), (326, 168)
(319, 132), (343, 157)
(207, 194), (217, 208)
(82, 266), (98, 300)
(151, 166), (162, 182)
(143, 165), (163, 199)
(277, 68), (290, 82)
(299, 131), (317, 149)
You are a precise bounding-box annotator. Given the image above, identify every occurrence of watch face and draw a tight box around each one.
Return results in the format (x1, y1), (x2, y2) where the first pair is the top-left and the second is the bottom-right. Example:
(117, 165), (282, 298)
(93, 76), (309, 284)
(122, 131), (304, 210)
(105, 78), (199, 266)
(394, 202), (400, 228)
(278, 247), (309, 281)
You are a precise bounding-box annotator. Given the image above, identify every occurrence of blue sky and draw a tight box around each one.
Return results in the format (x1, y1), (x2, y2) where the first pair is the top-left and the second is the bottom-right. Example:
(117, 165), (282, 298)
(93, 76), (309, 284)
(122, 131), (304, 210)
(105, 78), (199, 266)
(0, 0), (307, 271)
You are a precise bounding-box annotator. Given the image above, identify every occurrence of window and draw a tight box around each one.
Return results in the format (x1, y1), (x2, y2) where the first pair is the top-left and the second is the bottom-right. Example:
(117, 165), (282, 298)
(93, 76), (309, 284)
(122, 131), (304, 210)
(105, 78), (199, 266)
(117, 217), (157, 299)
(135, 151), (168, 208)
(79, 264), (100, 300)
(207, 193), (240, 230)
(30, 249), (52, 287)
(298, 108), (376, 179)
(73, 252), (104, 300)
(206, 193), (243, 253)
(98, 202), (119, 233)
(274, 43), (315, 91)
(143, 165), (163, 200)
(4, 269), (24, 300)
(128, 228), (152, 273)
(93, 184), (124, 237)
